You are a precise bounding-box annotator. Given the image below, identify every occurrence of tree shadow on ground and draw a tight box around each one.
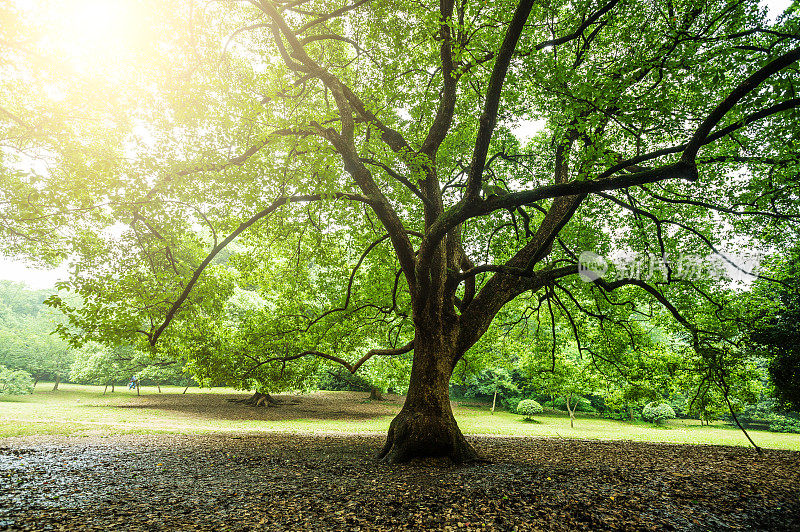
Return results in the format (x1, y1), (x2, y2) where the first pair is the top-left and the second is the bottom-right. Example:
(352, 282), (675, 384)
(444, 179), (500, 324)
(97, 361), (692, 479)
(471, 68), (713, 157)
(2, 434), (798, 531)
(94, 390), (404, 422)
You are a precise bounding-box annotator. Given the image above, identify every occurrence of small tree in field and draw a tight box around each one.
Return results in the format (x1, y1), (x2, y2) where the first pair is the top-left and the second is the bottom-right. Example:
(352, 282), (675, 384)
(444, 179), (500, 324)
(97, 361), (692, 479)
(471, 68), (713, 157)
(533, 354), (599, 429)
(517, 399), (543, 421)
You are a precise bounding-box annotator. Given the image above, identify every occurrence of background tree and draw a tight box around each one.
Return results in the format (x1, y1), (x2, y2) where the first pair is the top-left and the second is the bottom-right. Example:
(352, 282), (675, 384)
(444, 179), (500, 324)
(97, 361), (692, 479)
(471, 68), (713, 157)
(70, 342), (191, 394)
(0, 364), (34, 395)
(1, 0), (799, 462)
(746, 245), (800, 412)
(69, 343), (135, 393)
(534, 354), (599, 428)
(0, 282), (73, 388)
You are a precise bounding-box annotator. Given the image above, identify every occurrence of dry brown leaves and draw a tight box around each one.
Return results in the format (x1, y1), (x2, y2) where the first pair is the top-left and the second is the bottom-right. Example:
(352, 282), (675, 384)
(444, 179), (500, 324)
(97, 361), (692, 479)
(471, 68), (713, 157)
(1, 434), (798, 531)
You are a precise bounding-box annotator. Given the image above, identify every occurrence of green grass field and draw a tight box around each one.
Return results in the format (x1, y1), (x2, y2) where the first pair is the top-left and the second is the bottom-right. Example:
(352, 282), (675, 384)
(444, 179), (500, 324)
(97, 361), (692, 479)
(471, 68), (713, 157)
(1, 383), (797, 451)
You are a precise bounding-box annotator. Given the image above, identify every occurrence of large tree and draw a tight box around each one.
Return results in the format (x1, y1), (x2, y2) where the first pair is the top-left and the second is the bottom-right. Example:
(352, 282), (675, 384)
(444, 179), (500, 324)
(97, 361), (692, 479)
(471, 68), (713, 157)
(2, 0), (799, 462)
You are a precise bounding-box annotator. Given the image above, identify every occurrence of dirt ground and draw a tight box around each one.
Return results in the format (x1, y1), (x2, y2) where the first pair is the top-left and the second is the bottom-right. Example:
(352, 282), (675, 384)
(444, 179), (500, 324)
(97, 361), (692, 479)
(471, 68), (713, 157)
(108, 390), (406, 423)
(2, 427), (799, 531)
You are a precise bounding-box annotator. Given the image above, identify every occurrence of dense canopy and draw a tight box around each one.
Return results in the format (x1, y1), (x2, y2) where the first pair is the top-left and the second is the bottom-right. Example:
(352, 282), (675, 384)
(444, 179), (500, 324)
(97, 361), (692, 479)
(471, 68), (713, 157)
(1, 0), (798, 461)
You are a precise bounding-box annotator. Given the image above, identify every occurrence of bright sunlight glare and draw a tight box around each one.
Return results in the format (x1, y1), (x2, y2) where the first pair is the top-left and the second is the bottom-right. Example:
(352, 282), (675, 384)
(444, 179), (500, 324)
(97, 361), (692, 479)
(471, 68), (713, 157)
(59, 0), (138, 68)
(63, 1), (128, 43)
(21, 0), (145, 73)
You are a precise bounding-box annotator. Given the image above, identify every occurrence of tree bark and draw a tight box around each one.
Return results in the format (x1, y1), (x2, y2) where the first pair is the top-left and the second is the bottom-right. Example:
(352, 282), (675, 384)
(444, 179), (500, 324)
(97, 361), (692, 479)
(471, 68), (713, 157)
(52, 376), (60, 391)
(240, 391), (280, 406)
(255, 394), (269, 406)
(566, 394), (575, 429)
(369, 386), (383, 401)
(377, 330), (477, 463)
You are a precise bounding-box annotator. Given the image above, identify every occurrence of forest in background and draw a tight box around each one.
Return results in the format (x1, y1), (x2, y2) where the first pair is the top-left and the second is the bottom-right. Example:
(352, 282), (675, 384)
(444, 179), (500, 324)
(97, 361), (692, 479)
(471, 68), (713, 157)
(2, 270), (798, 437)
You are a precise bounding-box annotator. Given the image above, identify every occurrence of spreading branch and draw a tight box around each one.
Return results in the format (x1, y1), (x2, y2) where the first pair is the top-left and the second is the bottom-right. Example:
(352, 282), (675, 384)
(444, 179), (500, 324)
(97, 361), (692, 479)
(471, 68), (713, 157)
(149, 192), (377, 344)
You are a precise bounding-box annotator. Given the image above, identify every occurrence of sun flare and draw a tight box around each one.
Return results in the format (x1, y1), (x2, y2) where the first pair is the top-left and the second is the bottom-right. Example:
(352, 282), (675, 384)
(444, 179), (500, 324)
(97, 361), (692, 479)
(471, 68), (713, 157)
(64, 1), (128, 45)
(63, 1), (136, 65)
(27, 0), (146, 72)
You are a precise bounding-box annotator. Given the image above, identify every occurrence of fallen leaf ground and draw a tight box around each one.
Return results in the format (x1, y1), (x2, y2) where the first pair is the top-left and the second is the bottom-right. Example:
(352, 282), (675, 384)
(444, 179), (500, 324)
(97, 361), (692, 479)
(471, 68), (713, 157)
(1, 432), (798, 531)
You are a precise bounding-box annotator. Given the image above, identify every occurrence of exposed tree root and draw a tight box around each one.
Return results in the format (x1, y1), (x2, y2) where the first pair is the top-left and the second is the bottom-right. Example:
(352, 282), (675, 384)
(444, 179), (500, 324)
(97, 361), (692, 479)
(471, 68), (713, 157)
(229, 392), (300, 407)
(377, 410), (479, 464)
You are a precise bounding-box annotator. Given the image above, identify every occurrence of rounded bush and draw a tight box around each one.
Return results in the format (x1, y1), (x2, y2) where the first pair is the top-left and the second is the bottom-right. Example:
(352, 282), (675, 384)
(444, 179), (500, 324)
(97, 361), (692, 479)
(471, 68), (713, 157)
(517, 399), (543, 420)
(642, 402), (676, 424)
(0, 365), (34, 396)
(768, 418), (800, 434)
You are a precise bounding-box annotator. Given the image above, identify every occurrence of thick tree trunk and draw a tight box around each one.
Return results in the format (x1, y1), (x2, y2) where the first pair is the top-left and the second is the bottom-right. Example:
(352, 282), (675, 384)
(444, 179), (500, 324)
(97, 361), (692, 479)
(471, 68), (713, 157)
(369, 386), (383, 401)
(111, 384), (115, 393)
(157, 384), (162, 393)
(378, 331), (477, 464)
(52, 376), (60, 391)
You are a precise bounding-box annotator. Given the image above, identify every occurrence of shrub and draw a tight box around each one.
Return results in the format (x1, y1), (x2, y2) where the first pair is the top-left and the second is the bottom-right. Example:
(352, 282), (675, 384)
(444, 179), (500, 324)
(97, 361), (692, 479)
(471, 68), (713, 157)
(517, 399), (543, 420)
(768, 417), (800, 434)
(503, 395), (523, 414)
(642, 402), (676, 424)
(544, 396), (596, 413)
(0, 365), (34, 396)
(738, 398), (779, 425)
(314, 369), (373, 392)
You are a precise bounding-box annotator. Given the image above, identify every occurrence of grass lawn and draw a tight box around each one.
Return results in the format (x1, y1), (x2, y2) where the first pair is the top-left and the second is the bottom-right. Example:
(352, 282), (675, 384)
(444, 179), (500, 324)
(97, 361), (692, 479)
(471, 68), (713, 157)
(1, 383), (797, 451)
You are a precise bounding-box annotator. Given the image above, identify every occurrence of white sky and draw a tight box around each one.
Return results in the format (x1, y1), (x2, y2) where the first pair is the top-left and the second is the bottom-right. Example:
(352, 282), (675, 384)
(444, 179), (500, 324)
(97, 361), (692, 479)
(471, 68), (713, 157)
(0, 259), (67, 290)
(0, 0), (793, 291)
(767, 0), (794, 19)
